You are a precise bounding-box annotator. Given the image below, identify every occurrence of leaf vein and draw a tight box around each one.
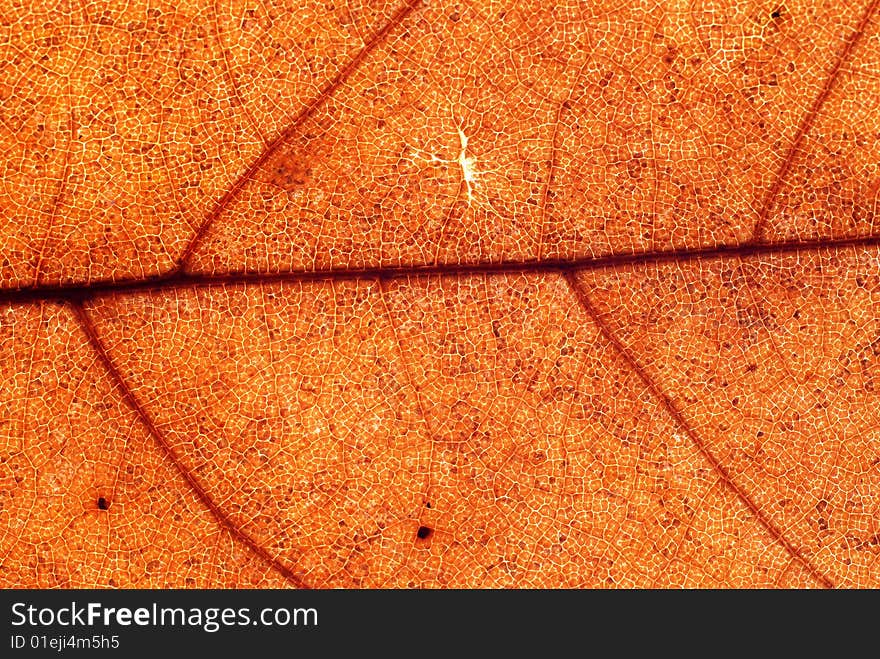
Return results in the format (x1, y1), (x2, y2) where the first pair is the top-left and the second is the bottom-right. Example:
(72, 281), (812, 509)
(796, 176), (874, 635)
(561, 270), (835, 589)
(68, 300), (308, 588)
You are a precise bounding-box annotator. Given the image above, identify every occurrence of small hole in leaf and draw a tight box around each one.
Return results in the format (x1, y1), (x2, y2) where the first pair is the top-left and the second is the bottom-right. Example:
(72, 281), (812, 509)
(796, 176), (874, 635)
(416, 525), (433, 540)
(97, 497), (109, 510)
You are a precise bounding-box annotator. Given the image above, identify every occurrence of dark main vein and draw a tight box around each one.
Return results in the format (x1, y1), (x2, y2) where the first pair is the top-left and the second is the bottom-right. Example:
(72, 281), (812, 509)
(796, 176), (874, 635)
(752, 0), (879, 242)
(69, 300), (308, 588)
(561, 271), (835, 589)
(173, 0), (424, 271)
(2, 234), (878, 304)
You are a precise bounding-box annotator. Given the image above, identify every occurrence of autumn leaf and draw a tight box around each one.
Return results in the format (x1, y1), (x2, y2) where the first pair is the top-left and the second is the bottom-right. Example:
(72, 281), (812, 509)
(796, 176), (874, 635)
(1, 0), (879, 588)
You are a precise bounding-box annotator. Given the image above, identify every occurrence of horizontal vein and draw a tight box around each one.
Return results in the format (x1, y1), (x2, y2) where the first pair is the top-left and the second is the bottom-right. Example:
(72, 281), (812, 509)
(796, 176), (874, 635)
(69, 300), (308, 588)
(2, 234), (878, 304)
(561, 271), (834, 588)
(752, 0), (879, 242)
(173, 0), (423, 271)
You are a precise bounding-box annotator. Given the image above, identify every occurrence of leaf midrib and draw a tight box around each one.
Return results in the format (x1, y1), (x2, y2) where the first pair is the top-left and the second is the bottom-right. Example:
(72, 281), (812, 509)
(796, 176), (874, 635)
(1, 234), (878, 304)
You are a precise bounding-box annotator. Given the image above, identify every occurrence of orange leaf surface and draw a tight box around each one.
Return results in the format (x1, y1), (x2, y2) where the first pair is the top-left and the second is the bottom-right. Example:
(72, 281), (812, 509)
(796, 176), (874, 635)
(1, 0), (879, 588)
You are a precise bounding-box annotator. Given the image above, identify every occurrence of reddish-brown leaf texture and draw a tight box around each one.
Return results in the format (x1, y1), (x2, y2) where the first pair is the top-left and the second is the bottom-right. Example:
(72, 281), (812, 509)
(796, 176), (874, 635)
(1, 0), (879, 588)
